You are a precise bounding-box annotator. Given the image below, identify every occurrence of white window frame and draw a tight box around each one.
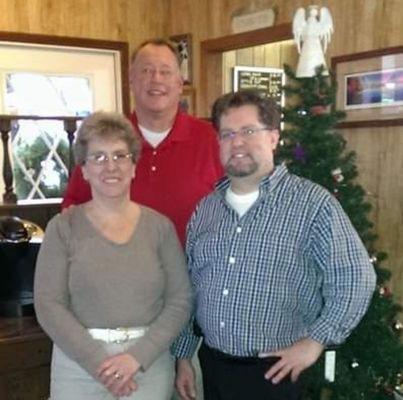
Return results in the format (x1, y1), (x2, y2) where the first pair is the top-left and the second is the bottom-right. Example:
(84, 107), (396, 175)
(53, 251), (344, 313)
(0, 32), (130, 204)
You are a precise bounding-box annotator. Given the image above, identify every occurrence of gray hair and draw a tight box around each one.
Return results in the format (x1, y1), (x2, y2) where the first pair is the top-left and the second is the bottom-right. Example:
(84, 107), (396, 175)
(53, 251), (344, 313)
(74, 111), (141, 165)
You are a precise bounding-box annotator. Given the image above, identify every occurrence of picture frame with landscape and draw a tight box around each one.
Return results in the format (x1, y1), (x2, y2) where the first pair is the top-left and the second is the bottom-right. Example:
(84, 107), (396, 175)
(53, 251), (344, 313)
(332, 46), (403, 128)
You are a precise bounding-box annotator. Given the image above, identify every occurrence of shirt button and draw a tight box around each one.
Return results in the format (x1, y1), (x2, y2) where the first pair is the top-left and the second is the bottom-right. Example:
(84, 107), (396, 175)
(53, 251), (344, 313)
(228, 256), (235, 264)
(152, 151), (157, 156)
(220, 321), (225, 328)
(236, 226), (242, 233)
(222, 289), (229, 296)
(151, 166), (156, 171)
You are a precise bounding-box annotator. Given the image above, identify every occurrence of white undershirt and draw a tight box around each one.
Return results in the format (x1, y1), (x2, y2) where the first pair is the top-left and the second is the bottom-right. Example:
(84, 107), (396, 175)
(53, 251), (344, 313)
(225, 186), (259, 217)
(138, 124), (171, 148)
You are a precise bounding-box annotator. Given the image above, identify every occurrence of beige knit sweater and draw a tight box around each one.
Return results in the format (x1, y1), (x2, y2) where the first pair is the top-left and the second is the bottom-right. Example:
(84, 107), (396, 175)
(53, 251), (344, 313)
(34, 205), (191, 377)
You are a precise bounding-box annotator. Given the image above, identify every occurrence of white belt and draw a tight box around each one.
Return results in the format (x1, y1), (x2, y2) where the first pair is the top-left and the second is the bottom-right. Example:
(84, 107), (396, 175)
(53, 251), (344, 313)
(88, 326), (148, 343)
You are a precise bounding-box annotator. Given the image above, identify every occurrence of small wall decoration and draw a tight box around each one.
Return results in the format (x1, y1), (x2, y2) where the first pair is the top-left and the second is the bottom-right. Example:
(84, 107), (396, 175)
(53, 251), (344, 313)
(233, 66), (285, 107)
(231, 8), (276, 33)
(179, 88), (195, 115)
(332, 46), (403, 128)
(293, 5), (333, 78)
(169, 33), (192, 85)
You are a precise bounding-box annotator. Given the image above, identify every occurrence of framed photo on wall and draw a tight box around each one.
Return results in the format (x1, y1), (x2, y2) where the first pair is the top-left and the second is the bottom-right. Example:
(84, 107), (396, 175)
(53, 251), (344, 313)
(233, 66), (285, 107)
(332, 46), (403, 128)
(169, 33), (192, 85)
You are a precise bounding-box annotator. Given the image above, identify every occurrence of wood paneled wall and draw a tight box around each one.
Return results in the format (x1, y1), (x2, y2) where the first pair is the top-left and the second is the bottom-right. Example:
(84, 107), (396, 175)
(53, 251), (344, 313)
(0, 0), (167, 58)
(165, 0), (403, 307)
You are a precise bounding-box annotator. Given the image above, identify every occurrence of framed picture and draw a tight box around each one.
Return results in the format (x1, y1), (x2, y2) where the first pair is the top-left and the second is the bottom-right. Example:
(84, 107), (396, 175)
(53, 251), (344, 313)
(169, 33), (192, 85)
(233, 66), (285, 107)
(332, 46), (403, 128)
(179, 88), (195, 115)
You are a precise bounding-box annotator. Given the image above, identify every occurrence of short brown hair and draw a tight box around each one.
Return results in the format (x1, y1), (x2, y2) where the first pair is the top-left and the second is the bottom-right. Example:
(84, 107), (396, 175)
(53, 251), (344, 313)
(74, 112), (141, 165)
(211, 90), (281, 131)
(130, 38), (181, 67)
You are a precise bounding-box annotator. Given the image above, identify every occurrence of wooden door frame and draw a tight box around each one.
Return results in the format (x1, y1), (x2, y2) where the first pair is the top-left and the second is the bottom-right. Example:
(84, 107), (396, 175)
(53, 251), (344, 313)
(199, 23), (292, 117)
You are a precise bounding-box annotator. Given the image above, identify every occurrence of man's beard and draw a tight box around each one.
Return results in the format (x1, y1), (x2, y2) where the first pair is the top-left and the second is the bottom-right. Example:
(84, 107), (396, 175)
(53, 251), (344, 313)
(225, 158), (258, 177)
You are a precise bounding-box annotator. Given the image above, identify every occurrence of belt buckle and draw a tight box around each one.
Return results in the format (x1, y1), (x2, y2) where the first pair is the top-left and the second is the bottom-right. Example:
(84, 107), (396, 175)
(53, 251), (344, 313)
(115, 327), (130, 344)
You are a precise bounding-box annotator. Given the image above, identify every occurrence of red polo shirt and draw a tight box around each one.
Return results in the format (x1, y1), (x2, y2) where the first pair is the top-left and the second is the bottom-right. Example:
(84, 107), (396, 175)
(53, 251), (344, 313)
(61, 110), (223, 244)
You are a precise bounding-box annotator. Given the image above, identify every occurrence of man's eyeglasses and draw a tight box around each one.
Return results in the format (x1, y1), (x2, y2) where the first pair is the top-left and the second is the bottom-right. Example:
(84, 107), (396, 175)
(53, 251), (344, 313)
(139, 66), (175, 79)
(218, 127), (270, 141)
(86, 152), (133, 166)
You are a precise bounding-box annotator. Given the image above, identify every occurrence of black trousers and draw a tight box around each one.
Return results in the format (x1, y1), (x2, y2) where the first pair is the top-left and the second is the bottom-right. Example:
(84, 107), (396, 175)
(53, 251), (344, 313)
(198, 342), (303, 400)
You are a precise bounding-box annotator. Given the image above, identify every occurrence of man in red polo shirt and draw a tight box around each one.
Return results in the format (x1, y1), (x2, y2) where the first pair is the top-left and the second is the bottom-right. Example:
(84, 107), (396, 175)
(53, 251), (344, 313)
(62, 38), (223, 244)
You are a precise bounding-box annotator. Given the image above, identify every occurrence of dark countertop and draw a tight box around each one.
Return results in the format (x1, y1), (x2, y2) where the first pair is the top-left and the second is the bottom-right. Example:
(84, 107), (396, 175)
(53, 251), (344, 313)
(0, 316), (46, 344)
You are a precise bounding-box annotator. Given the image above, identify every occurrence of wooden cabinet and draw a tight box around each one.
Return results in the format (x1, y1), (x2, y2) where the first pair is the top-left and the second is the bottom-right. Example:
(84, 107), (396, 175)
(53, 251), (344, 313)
(0, 317), (51, 400)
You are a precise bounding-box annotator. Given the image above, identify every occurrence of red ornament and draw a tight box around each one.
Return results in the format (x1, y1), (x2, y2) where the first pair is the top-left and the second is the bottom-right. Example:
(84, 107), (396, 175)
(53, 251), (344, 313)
(378, 286), (392, 298)
(310, 105), (327, 115)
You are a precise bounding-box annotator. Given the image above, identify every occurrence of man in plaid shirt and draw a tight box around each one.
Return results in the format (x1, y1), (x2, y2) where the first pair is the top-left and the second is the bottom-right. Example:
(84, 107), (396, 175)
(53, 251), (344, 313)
(173, 90), (376, 400)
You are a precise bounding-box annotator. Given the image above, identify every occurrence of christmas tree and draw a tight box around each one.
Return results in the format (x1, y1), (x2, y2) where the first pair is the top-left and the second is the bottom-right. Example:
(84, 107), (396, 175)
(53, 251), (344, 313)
(277, 64), (403, 400)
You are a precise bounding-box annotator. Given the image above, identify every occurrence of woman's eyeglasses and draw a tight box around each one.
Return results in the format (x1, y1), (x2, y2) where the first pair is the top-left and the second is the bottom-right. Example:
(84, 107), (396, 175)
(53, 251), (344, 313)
(85, 152), (133, 166)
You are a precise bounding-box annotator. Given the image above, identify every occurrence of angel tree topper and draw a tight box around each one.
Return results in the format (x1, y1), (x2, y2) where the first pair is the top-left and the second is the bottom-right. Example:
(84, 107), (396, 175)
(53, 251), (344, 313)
(293, 5), (333, 78)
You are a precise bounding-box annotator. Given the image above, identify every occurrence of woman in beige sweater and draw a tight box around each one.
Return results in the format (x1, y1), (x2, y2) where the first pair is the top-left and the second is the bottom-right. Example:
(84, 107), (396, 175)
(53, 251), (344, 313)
(34, 112), (191, 400)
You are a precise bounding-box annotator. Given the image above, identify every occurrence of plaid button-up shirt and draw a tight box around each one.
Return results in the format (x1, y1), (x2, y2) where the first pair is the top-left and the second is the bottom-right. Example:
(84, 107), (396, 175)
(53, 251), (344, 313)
(172, 164), (376, 358)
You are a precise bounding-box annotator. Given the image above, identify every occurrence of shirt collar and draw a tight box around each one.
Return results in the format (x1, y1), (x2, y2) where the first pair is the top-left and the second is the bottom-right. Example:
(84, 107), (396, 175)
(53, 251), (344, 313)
(215, 163), (289, 198)
(130, 109), (192, 147)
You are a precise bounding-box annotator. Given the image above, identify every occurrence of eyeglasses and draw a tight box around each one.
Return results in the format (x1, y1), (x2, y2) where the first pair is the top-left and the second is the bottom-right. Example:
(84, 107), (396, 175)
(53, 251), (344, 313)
(139, 66), (175, 79)
(218, 127), (270, 141)
(85, 152), (133, 166)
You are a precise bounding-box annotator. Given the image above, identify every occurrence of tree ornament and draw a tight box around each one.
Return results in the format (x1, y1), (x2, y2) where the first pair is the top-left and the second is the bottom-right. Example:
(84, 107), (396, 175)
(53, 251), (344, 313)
(350, 359), (359, 369)
(294, 143), (307, 163)
(331, 167), (344, 183)
(393, 320), (403, 333)
(378, 285), (391, 297)
(332, 188), (340, 199)
(394, 385), (403, 400)
(310, 105), (327, 115)
(396, 374), (403, 400)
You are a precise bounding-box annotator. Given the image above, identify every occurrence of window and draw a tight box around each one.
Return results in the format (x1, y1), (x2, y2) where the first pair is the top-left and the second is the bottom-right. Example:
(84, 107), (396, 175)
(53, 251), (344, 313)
(0, 34), (129, 204)
(5, 73), (92, 201)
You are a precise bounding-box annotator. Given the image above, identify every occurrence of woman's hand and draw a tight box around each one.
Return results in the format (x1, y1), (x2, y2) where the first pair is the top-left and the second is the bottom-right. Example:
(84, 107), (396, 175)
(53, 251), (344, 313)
(175, 358), (196, 400)
(97, 353), (141, 397)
